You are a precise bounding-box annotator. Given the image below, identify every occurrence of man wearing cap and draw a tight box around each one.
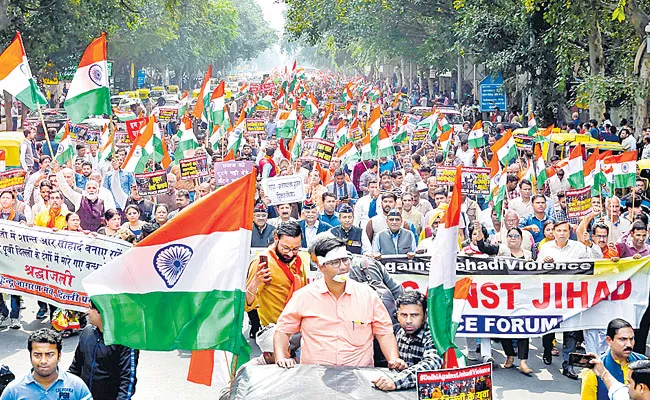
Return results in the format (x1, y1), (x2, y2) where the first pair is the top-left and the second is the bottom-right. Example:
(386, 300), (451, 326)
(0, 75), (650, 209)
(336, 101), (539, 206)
(329, 204), (362, 254)
(299, 200), (332, 248)
(372, 209), (417, 258)
(252, 203), (276, 248)
(274, 237), (407, 370)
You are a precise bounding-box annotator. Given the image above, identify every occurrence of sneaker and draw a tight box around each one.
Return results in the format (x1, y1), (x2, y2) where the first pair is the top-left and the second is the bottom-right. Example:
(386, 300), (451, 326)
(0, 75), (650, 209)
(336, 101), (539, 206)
(36, 309), (47, 319)
(466, 350), (479, 361)
(0, 314), (8, 327)
(482, 356), (495, 365)
(9, 318), (19, 329)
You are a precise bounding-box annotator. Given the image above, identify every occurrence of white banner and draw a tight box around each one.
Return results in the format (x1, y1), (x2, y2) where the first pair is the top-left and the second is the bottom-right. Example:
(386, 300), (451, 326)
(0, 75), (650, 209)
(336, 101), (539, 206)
(262, 175), (306, 205)
(0, 220), (132, 311)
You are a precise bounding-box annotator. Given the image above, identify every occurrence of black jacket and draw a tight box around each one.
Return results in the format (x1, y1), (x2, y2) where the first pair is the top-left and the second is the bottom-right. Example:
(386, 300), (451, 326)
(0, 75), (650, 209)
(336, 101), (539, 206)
(69, 325), (139, 400)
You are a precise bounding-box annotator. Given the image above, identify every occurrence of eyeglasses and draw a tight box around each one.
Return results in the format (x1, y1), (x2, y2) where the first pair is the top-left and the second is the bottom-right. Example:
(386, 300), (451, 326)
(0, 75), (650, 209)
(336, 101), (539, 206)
(325, 257), (351, 269)
(279, 244), (301, 254)
(507, 234), (521, 239)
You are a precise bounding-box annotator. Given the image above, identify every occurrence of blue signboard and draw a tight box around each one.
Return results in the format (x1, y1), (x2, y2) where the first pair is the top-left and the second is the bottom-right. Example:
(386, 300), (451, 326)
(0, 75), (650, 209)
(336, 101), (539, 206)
(479, 72), (507, 113)
(137, 70), (146, 88)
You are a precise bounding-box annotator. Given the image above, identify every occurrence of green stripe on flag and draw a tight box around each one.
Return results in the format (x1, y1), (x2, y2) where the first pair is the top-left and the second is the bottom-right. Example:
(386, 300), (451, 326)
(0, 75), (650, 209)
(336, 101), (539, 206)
(427, 285), (457, 356)
(64, 87), (111, 123)
(93, 289), (251, 357)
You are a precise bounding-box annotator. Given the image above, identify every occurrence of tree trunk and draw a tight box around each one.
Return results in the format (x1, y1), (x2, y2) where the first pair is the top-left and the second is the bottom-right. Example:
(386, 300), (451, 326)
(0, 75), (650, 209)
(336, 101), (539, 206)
(0, 0), (10, 32)
(457, 54), (464, 104)
(587, 11), (605, 122)
(636, 51), (650, 138)
(427, 71), (434, 101)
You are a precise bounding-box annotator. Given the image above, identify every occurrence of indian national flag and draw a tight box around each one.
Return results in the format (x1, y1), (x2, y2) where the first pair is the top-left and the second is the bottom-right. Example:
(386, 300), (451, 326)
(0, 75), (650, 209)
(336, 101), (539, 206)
(83, 172), (255, 386)
(490, 129), (517, 166)
(474, 149), (485, 167)
(209, 81), (225, 127)
(54, 122), (75, 165)
(439, 126), (452, 157)
(192, 66), (212, 121)
(378, 128), (395, 157)
(528, 114), (538, 135)
(428, 164), (471, 368)
(604, 151), (637, 189)
(122, 117), (155, 173)
(174, 115), (199, 160)
(391, 92), (403, 108)
(336, 141), (359, 165)
(392, 118), (408, 144)
(98, 124), (113, 162)
(567, 145), (584, 188)
(488, 154), (502, 201)
(112, 108), (137, 122)
(341, 84), (354, 102)
(303, 93), (318, 119)
(334, 120), (348, 148)
(360, 133), (375, 160)
(467, 121), (485, 149)
(64, 33), (111, 123)
(178, 91), (189, 116)
(368, 106), (381, 154)
(223, 111), (246, 161)
(595, 150), (612, 188)
(256, 95), (273, 110)
(314, 105), (332, 139)
(0, 31), (47, 111)
(439, 115), (452, 134)
(290, 121), (303, 162)
(584, 148), (599, 195)
(534, 143), (547, 189)
(276, 105), (297, 139)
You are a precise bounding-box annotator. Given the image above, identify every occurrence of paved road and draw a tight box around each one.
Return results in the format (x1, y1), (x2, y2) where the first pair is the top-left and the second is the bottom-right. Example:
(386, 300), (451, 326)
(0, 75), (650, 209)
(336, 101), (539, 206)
(0, 297), (590, 399)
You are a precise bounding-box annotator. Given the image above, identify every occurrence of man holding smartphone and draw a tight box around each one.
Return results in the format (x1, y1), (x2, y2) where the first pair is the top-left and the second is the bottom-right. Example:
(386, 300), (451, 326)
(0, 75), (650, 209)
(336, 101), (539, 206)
(581, 318), (647, 400)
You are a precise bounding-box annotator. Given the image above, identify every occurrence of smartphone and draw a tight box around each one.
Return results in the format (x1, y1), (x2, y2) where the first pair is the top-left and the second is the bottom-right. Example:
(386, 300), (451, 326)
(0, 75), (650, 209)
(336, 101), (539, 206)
(259, 255), (268, 265)
(568, 352), (595, 368)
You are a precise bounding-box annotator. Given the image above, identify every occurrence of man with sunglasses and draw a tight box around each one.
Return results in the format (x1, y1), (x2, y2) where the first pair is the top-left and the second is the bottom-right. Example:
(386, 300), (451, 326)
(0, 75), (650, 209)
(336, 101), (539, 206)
(274, 237), (406, 370)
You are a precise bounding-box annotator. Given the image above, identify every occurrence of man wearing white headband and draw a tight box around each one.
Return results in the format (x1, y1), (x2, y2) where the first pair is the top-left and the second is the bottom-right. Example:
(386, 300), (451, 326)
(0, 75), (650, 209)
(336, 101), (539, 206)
(274, 237), (407, 370)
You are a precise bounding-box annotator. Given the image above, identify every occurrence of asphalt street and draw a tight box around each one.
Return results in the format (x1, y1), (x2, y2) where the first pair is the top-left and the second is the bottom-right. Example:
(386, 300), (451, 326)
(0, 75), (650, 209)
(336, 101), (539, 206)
(0, 296), (606, 399)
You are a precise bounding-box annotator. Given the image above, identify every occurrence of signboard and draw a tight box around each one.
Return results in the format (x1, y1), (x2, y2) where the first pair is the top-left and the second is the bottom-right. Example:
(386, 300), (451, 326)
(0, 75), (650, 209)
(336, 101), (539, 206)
(566, 187), (592, 218)
(412, 128), (429, 143)
(134, 170), (169, 196)
(137, 69), (146, 89)
(0, 170), (26, 191)
(107, 61), (113, 78)
(262, 175), (306, 206)
(371, 254), (650, 337)
(0, 220), (131, 311)
(43, 78), (59, 85)
(179, 156), (209, 181)
(214, 160), (254, 187)
(158, 107), (178, 121)
(436, 166), (491, 195)
(261, 83), (275, 93)
(68, 123), (101, 145)
(479, 72), (507, 113)
(417, 363), (492, 400)
(299, 138), (335, 166)
(246, 118), (265, 135)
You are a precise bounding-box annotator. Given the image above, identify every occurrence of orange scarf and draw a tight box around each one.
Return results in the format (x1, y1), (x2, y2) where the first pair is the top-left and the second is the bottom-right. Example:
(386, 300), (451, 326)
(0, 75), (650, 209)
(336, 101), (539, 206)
(47, 208), (60, 229)
(0, 208), (15, 221)
(267, 244), (304, 304)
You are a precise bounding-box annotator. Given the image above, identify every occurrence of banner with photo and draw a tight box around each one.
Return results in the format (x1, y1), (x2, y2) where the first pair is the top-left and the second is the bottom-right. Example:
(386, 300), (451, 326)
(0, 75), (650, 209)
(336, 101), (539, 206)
(418, 363), (492, 400)
(374, 254), (650, 338)
(0, 220), (132, 311)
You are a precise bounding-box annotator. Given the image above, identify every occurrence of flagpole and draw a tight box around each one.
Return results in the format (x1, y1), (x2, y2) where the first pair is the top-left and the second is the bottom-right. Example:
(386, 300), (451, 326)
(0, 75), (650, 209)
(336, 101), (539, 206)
(36, 106), (54, 156)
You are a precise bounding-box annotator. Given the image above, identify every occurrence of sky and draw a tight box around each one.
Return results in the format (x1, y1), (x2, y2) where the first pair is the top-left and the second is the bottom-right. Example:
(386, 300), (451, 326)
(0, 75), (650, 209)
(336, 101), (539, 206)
(255, 0), (286, 33)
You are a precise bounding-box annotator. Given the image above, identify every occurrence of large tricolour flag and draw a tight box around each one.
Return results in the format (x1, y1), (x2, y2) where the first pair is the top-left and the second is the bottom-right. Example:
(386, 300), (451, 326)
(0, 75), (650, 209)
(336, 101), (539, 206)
(604, 151), (637, 189)
(567, 145), (584, 188)
(83, 172), (255, 385)
(0, 31), (47, 111)
(428, 164), (471, 368)
(192, 66), (212, 121)
(64, 33), (111, 123)
(490, 129), (517, 167)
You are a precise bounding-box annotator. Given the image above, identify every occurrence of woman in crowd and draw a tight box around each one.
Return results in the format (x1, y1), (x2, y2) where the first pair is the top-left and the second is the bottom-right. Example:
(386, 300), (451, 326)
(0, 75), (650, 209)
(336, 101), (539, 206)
(97, 209), (122, 237)
(142, 204), (169, 239)
(304, 170), (326, 211)
(119, 205), (146, 244)
(532, 219), (555, 259)
(64, 212), (83, 232)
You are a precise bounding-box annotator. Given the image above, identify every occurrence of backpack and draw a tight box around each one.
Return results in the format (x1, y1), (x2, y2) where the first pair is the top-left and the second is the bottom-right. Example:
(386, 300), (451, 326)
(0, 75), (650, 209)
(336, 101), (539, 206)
(353, 257), (398, 324)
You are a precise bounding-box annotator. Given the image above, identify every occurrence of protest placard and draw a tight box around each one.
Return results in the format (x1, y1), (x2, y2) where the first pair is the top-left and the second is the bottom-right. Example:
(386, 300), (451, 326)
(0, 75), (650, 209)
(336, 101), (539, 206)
(214, 160), (254, 187)
(514, 134), (533, 151)
(134, 170), (169, 196)
(179, 156), (209, 181)
(305, 120), (315, 130)
(566, 187), (592, 218)
(0, 169), (26, 191)
(261, 83), (275, 92)
(350, 127), (362, 142)
(249, 83), (261, 93)
(68, 123), (100, 145)
(412, 128), (429, 143)
(158, 107), (178, 121)
(363, 254), (650, 337)
(417, 363), (492, 400)
(300, 138), (335, 166)
(262, 175), (306, 206)
(436, 166), (490, 195)
(246, 118), (266, 135)
(0, 220), (131, 311)
(125, 117), (147, 142)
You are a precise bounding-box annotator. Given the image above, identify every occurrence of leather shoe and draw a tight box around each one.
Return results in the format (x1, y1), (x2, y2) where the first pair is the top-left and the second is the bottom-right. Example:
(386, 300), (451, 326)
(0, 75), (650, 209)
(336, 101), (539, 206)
(562, 368), (578, 380)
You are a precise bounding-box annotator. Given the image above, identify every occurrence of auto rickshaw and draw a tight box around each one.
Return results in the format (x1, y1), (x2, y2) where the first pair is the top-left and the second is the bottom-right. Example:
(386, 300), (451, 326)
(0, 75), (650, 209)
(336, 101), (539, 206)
(0, 131), (26, 169)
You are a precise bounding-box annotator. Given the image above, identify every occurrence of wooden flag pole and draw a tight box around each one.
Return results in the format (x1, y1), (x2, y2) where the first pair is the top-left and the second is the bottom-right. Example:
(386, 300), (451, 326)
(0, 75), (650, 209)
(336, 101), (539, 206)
(37, 106), (55, 156)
